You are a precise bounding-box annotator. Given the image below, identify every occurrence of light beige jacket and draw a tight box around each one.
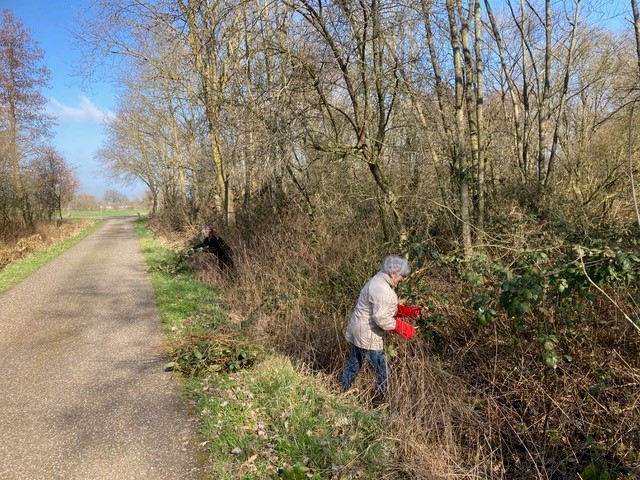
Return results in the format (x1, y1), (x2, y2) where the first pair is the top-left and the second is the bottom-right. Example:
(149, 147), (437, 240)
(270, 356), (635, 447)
(344, 271), (398, 350)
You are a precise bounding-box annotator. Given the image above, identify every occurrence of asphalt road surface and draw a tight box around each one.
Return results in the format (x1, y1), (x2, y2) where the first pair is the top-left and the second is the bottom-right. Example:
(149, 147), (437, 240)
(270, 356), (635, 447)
(0, 218), (204, 479)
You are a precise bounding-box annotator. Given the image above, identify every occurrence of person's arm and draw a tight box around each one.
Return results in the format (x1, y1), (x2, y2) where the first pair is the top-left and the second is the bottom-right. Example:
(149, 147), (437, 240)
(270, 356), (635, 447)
(369, 284), (397, 332)
(371, 298), (417, 339)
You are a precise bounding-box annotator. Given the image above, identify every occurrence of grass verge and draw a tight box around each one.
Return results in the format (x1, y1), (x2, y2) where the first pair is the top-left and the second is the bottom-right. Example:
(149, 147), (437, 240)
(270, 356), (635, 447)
(0, 220), (102, 294)
(135, 219), (225, 337)
(134, 219), (396, 479)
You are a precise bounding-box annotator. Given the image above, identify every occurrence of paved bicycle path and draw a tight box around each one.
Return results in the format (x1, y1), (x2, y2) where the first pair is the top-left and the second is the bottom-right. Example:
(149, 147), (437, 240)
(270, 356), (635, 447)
(0, 217), (204, 479)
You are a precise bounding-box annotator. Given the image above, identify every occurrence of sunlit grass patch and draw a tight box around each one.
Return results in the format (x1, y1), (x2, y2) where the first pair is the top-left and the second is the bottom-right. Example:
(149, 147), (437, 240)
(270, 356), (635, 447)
(187, 356), (392, 480)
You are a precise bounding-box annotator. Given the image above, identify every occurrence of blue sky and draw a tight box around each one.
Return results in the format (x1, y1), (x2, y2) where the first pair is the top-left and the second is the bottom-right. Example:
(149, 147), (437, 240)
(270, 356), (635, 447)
(2, 0), (146, 200)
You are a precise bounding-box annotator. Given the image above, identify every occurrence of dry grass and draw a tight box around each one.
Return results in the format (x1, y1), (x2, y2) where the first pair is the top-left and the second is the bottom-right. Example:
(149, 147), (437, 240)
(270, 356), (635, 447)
(0, 219), (92, 269)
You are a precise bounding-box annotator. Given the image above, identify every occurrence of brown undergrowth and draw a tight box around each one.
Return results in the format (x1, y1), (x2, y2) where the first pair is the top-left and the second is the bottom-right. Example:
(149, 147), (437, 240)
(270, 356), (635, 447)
(0, 219), (93, 270)
(149, 211), (640, 479)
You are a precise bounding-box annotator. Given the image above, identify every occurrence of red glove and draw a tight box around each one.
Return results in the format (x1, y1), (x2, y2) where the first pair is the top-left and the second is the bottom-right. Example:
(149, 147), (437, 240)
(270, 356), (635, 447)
(392, 318), (417, 340)
(396, 304), (422, 319)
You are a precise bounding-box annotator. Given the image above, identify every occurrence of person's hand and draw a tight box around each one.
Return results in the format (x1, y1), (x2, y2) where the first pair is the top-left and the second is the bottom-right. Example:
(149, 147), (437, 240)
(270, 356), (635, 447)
(397, 304), (422, 319)
(391, 318), (417, 340)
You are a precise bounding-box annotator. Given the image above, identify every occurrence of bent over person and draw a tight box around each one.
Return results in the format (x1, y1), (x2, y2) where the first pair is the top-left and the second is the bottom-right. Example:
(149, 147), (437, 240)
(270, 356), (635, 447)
(339, 255), (422, 405)
(193, 226), (234, 272)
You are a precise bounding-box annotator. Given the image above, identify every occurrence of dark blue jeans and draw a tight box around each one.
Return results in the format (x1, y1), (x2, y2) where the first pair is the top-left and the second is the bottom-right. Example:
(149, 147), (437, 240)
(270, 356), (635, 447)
(339, 343), (388, 398)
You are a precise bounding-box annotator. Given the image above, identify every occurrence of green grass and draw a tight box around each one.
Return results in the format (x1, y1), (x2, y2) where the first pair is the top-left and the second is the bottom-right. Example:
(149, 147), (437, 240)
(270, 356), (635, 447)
(0, 220), (103, 294)
(68, 209), (149, 218)
(134, 219), (224, 336)
(185, 357), (391, 480)
(134, 219), (396, 480)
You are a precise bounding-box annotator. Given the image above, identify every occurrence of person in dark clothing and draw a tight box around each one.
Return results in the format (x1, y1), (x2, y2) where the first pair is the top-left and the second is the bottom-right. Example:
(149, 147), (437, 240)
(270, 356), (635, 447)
(192, 226), (234, 272)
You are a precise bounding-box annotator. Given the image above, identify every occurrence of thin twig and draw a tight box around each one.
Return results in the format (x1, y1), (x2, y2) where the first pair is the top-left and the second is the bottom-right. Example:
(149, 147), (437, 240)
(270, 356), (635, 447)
(577, 248), (640, 334)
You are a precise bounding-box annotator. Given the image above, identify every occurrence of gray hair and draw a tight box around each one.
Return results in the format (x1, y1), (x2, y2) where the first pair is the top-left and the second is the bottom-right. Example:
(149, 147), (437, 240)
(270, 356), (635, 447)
(202, 226), (217, 237)
(380, 254), (410, 276)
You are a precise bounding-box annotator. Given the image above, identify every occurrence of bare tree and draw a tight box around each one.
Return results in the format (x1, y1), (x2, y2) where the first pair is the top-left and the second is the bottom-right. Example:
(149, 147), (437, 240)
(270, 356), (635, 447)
(0, 8), (53, 226)
(30, 148), (79, 219)
(445, 0), (473, 255)
(286, 0), (407, 240)
(177, 0), (246, 225)
(473, 0), (486, 236)
(490, 0), (581, 191)
(79, 0), (640, 235)
(97, 89), (172, 216)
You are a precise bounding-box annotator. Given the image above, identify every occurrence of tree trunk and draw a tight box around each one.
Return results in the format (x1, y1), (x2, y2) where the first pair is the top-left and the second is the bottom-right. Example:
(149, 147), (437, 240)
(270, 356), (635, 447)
(8, 103), (31, 227)
(537, 0), (552, 187)
(474, 0), (486, 237)
(446, 0), (473, 256)
(631, 0), (640, 228)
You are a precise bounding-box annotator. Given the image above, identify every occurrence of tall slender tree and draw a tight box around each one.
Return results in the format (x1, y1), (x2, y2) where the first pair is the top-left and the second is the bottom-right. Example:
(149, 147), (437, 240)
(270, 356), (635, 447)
(445, 0), (473, 255)
(631, 0), (640, 228)
(0, 8), (52, 225)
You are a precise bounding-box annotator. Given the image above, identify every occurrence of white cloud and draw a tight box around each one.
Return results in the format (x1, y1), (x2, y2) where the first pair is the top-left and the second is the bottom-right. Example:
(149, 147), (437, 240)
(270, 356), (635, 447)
(48, 95), (114, 123)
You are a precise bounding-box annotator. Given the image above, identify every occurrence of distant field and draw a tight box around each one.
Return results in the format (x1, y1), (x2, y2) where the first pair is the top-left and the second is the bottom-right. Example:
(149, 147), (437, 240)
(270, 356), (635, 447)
(67, 210), (149, 218)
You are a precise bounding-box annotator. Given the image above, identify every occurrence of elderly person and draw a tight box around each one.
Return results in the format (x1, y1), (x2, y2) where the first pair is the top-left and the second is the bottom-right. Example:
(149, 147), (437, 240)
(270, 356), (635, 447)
(339, 254), (422, 405)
